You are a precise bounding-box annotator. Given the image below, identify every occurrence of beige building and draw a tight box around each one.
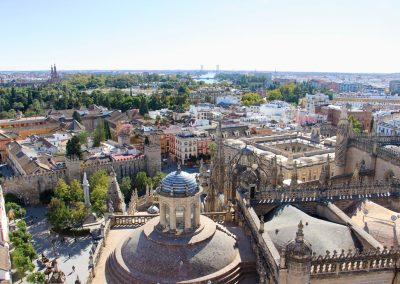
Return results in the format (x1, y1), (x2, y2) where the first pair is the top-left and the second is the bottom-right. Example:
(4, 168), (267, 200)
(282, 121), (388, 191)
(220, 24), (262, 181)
(224, 132), (335, 184)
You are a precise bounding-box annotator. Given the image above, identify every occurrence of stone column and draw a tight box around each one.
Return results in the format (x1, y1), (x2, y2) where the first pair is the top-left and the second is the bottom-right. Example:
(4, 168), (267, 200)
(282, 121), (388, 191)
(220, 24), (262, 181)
(159, 202), (166, 227)
(169, 204), (176, 231)
(184, 204), (191, 231)
(194, 202), (201, 227)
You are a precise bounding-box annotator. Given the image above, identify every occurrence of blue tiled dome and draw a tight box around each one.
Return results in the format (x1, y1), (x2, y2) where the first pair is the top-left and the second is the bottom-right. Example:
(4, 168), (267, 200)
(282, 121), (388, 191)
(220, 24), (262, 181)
(160, 170), (198, 195)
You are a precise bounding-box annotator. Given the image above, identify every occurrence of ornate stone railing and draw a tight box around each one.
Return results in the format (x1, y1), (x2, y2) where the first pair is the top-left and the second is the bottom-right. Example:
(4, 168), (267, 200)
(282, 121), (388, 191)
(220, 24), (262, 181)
(86, 218), (111, 284)
(311, 247), (400, 276)
(348, 134), (400, 154)
(111, 214), (158, 227)
(376, 147), (400, 166)
(236, 192), (280, 283)
(254, 180), (400, 204)
(202, 212), (226, 223)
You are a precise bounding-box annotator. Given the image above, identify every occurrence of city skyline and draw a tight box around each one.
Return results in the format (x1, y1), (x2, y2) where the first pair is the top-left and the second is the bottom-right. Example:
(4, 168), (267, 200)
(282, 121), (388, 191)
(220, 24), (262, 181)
(1, 0), (399, 73)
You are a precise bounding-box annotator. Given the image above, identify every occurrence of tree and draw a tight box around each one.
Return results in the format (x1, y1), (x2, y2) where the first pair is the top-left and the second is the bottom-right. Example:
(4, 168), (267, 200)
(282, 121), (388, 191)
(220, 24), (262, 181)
(241, 92), (263, 106)
(348, 115), (362, 134)
(69, 179), (84, 202)
(139, 96), (149, 115)
(27, 271), (46, 284)
(104, 120), (112, 140)
(9, 220), (32, 247)
(72, 110), (82, 123)
(89, 170), (109, 215)
(93, 120), (106, 147)
(54, 179), (71, 203)
(18, 243), (37, 260)
(208, 142), (217, 157)
(12, 249), (34, 277)
(66, 136), (82, 159)
(47, 198), (71, 230)
(70, 201), (86, 227)
(133, 171), (149, 196)
(89, 169), (109, 189)
(77, 131), (88, 145)
(91, 184), (108, 215)
(266, 89), (283, 101)
(151, 171), (166, 188)
(5, 202), (26, 220)
(119, 177), (132, 202)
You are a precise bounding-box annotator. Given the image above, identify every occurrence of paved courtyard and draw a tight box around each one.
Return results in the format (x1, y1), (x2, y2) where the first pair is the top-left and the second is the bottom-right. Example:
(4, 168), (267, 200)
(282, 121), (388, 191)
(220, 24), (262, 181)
(23, 207), (95, 284)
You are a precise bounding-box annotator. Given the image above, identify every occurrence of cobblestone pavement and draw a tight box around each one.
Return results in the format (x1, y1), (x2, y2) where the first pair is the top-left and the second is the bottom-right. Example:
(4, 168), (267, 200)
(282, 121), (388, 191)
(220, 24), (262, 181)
(24, 207), (94, 284)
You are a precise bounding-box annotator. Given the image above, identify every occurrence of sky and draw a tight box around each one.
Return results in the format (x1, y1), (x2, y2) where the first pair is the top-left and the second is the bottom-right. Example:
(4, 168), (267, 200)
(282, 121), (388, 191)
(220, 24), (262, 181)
(0, 0), (399, 73)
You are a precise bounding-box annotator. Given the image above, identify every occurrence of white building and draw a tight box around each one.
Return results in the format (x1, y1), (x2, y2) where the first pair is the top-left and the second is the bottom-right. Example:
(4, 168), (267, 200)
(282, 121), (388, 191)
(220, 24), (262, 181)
(175, 132), (198, 165)
(377, 119), (400, 135)
(303, 93), (329, 113)
(216, 94), (240, 105)
(189, 103), (216, 120)
(258, 101), (295, 123)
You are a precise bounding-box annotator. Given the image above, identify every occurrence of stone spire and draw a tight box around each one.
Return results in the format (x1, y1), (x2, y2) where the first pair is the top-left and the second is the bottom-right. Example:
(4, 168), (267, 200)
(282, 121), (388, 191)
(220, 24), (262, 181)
(107, 169), (126, 215)
(127, 190), (137, 215)
(290, 161), (298, 187)
(271, 156), (278, 187)
(207, 119), (227, 211)
(335, 105), (350, 175)
(295, 220), (304, 242)
(285, 220), (312, 284)
(82, 172), (91, 208)
(278, 163), (284, 186)
(319, 154), (331, 186)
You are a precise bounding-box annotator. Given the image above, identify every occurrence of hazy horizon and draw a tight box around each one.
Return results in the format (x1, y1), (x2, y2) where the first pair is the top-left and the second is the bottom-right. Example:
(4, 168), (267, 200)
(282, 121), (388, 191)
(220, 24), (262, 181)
(1, 0), (399, 73)
(1, 68), (399, 76)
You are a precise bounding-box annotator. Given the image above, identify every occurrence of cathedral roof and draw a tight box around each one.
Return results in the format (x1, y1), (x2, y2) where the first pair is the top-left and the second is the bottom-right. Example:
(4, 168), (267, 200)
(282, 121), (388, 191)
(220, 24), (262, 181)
(263, 205), (359, 256)
(346, 199), (400, 248)
(160, 169), (198, 196)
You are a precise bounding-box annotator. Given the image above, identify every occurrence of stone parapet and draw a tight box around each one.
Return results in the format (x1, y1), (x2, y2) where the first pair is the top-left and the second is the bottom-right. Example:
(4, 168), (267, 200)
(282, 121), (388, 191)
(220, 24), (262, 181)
(310, 247), (400, 277)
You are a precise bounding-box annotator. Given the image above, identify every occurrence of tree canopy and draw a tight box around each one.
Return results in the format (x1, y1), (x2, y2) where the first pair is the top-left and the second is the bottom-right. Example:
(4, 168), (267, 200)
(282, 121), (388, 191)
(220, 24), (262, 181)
(241, 92), (263, 106)
(66, 135), (82, 159)
(47, 178), (86, 230)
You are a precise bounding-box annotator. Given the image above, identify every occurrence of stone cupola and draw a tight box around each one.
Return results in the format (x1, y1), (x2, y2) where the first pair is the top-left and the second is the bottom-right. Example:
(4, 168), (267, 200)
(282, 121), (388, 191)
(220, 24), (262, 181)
(157, 165), (202, 233)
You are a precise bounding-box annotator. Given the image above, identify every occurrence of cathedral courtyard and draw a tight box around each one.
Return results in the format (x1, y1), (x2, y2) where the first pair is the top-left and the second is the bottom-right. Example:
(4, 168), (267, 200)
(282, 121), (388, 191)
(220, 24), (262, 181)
(24, 207), (94, 284)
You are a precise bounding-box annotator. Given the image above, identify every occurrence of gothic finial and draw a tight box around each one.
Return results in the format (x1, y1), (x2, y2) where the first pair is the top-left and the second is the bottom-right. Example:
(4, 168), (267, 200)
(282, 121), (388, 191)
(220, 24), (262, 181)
(295, 220), (304, 242)
(290, 161), (298, 187)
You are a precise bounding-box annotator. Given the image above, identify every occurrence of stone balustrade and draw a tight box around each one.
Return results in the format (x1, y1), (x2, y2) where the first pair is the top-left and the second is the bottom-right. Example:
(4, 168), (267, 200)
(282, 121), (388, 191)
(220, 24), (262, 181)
(111, 214), (158, 227)
(254, 179), (399, 204)
(311, 247), (400, 276)
(86, 218), (111, 284)
(236, 193), (281, 283)
(202, 212), (227, 223)
(376, 147), (400, 166)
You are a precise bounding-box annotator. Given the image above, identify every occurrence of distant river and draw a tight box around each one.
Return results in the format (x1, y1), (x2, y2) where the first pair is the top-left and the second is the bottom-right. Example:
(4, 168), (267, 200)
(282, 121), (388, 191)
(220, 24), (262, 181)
(194, 72), (217, 84)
